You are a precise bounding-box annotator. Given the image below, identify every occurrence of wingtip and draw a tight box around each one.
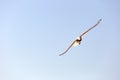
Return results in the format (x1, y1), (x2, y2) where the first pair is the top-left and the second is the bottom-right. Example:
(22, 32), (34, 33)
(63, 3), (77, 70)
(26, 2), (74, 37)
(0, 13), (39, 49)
(59, 52), (66, 56)
(59, 54), (62, 56)
(59, 53), (64, 56)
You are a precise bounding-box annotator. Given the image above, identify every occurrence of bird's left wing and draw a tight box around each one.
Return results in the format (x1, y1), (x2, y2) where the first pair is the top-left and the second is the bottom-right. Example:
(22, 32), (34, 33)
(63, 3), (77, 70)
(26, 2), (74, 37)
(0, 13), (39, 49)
(59, 40), (76, 56)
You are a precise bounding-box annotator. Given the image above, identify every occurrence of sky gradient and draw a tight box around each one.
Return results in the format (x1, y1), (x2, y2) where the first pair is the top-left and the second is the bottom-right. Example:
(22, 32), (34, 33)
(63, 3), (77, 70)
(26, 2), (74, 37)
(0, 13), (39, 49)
(0, 0), (120, 80)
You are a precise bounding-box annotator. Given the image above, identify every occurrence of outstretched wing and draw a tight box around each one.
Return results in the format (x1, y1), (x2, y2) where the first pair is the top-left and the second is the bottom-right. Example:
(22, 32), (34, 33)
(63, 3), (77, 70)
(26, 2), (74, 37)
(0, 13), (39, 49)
(80, 19), (102, 37)
(59, 40), (76, 56)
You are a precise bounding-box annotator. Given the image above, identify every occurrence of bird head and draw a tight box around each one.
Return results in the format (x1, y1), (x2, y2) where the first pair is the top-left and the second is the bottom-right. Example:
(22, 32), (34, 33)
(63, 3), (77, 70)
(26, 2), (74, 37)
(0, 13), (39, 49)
(76, 36), (82, 41)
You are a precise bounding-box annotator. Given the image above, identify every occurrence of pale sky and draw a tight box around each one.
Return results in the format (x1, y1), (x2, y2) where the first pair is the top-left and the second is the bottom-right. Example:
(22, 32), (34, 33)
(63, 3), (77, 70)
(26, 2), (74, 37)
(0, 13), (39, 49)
(0, 0), (120, 80)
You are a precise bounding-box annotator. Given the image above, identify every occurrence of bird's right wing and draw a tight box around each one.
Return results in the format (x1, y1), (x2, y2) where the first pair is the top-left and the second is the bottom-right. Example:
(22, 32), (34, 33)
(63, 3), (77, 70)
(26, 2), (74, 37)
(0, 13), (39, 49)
(59, 40), (76, 56)
(80, 19), (102, 37)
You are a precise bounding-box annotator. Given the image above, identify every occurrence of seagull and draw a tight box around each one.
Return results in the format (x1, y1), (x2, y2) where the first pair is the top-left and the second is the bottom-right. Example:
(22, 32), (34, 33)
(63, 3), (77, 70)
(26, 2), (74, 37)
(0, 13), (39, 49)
(59, 19), (102, 56)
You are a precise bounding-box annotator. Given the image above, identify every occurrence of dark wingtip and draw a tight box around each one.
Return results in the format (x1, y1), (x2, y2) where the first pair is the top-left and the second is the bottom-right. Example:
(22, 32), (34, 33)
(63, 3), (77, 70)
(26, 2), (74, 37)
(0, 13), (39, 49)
(59, 53), (63, 56)
(59, 52), (66, 56)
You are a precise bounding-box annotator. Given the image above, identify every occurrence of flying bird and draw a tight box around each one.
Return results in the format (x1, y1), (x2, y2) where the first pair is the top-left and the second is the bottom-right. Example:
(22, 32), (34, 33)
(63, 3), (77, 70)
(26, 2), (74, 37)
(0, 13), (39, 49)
(59, 19), (102, 56)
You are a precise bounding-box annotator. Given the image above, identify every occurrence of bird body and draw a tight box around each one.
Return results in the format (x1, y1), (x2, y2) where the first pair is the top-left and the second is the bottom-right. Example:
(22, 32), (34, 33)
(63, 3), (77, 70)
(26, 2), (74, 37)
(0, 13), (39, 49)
(73, 37), (82, 46)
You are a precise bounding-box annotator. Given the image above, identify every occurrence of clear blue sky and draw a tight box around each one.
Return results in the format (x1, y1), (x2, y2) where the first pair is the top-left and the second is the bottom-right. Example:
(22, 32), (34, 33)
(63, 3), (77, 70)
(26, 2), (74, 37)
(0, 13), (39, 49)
(0, 0), (120, 80)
